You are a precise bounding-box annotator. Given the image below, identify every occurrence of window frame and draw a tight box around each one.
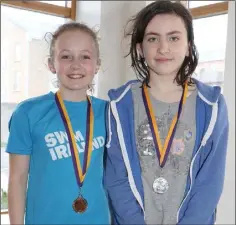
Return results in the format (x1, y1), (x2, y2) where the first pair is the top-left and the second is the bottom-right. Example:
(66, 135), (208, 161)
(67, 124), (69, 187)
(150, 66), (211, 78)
(1, 0), (77, 20)
(1, 1), (229, 20)
(190, 2), (228, 19)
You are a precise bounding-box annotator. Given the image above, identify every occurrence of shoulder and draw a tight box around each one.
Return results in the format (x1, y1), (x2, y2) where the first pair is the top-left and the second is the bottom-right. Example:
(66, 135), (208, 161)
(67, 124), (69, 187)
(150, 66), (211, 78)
(193, 78), (221, 103)
(216, 94), (228, 126)
(15, 92), (54, 114)
(90, 96), (109, 114)
(108, 80), (140, 101)
(91, 96), (108, 106)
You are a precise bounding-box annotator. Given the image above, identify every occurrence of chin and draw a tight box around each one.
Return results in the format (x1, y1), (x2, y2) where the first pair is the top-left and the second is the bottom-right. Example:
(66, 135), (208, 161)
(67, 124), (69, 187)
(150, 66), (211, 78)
(153, 71), (175, 76)
(66, 85), (88, 91)
(150, 66), (177, 76)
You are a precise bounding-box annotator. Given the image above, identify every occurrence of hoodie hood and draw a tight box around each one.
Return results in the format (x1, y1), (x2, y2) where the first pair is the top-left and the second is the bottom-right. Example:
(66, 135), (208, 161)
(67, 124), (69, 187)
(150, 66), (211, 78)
(108, 78), (222, 105)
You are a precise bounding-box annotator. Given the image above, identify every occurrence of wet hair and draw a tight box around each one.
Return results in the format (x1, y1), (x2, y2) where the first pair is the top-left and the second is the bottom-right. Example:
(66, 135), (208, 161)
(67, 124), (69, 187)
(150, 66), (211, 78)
(125, 0), (199, 87)
(46, 22), (100, 64)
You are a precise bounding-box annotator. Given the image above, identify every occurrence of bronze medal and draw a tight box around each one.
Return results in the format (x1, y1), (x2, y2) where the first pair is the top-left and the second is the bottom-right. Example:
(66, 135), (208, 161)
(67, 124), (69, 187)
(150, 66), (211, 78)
(55, 92), (94, 213)
(72, 195), (88, 213)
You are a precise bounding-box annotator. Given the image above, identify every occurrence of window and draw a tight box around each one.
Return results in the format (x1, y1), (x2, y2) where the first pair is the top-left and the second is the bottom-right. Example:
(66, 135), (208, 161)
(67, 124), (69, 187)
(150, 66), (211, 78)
(189, 1), (224, 8)
(146, 1), (228, 19)
(1, 0), (76, 20)
(1, 44), (8, 102)
(39, 1), (69, 7)
(1, 5), (66, 220)
(15, 44), (21, 62)
(13, 71), (21, 91)
(192, 14), (228, 86)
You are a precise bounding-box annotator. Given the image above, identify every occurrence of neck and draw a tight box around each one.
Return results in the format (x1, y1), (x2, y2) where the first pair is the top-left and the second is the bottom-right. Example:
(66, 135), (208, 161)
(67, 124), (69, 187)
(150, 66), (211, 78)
(59, 88), (87, 102)
(149, 73), (180, 94)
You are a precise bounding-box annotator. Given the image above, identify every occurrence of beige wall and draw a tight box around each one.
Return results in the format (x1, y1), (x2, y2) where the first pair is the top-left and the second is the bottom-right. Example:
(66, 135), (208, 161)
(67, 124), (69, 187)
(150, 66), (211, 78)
(1, 15), (28, 103)
(1, 15), (53, 103)
(28, 39), (52, 98)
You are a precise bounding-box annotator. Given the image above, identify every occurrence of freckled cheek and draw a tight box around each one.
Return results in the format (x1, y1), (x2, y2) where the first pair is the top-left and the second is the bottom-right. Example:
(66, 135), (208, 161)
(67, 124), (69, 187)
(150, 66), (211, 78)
(83, 62), (97, 74)
(143, 47), (157, 60)
(86, 67), (96, 75)
(55, 61), (71, 72)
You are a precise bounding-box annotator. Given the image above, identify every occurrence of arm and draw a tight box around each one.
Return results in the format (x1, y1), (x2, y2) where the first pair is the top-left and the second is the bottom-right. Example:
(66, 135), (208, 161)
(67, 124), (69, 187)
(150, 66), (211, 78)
(104, 105), (145, 225)
(5, 105), (33, 225)
(8, 154), (30, 225)
(178, 95), (229, 225)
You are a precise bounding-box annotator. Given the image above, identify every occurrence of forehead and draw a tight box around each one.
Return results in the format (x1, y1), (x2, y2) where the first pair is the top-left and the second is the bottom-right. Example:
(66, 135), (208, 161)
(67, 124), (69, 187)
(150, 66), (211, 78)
(54, 30), (96, 52)
(145, 13), (187, 34)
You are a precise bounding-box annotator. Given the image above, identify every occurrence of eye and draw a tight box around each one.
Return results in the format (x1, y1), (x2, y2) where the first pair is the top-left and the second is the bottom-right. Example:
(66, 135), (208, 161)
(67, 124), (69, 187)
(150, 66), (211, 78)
(82, 55), (91, 60)
(169, 36), (179, 42)
(147, 37), (158, 42)
(61, 55), (72, 60)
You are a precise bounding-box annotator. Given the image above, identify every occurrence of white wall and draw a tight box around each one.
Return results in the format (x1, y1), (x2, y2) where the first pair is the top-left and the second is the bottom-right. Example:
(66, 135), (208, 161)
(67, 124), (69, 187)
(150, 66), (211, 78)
(75, 1), (101, 96)
(97, 1), (146, 99)
(216, 1), (235, 224)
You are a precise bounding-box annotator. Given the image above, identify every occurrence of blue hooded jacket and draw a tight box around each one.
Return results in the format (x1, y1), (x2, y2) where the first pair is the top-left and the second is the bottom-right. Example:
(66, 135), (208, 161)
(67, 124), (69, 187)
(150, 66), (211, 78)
(104, 79), (229, 225)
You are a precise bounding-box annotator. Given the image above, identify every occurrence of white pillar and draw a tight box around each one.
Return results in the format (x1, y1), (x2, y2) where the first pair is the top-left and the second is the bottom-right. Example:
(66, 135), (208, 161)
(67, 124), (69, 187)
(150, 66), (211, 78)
(216, 2), (235, 224)
(75, 1), (101, 28)
(97, 1), (146, 99)
(75, 1), (101, 96)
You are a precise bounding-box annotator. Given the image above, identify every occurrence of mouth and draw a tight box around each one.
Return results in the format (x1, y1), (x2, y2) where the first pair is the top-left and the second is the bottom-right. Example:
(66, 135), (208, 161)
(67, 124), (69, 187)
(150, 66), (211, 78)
(156, 58), (173, 62)
(67, 74), (85, 79)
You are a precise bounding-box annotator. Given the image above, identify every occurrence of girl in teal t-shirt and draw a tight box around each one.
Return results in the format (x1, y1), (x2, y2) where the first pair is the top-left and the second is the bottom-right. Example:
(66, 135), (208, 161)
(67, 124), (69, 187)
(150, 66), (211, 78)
(6, 22), (110, 225)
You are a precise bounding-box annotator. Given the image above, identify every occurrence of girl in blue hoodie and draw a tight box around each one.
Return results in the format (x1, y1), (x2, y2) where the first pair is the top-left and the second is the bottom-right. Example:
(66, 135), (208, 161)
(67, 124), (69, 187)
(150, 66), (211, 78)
(104, 1), (229, 224)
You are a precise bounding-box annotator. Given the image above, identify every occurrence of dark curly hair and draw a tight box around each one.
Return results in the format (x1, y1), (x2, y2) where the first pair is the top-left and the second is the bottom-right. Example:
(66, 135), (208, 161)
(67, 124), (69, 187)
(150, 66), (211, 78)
(125, 0), (199, 87)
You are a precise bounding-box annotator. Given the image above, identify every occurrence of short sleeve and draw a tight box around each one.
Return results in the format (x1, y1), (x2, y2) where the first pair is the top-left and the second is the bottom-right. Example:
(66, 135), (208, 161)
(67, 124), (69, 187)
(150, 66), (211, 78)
(6, 105), (33, 155)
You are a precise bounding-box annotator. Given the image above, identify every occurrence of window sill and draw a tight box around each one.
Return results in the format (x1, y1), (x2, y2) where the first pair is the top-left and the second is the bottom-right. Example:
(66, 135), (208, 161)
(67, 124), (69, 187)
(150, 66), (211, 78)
(1, 209), (8, 214)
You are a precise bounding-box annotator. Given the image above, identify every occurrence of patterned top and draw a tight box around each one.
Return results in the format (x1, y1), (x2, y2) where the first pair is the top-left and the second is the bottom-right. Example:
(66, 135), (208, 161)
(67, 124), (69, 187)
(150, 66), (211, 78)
(131, 82), (197, 225)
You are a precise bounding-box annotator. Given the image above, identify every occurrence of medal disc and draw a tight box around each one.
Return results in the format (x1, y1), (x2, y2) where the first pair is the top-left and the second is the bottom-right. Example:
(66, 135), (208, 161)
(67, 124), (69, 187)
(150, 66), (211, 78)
(153, 177), (169, 194)
(72, 196), (88, 213)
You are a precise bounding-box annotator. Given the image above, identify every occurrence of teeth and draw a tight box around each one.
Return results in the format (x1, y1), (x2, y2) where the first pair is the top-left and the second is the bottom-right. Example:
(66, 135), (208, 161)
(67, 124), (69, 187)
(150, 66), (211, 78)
(68, 75), (84, 79)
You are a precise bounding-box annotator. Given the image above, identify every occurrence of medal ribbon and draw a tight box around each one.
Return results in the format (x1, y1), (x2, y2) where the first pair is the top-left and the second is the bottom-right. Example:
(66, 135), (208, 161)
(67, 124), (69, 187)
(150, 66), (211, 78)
(55, 92), (94, 187)
(142, 82), (188, 168)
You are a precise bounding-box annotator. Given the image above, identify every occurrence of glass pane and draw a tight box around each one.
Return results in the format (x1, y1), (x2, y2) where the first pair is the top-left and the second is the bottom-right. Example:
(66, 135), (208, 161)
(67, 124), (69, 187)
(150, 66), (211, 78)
(39, 1), (70, 7)
(192, 14), (228, 87)
(1, 5), (65, 215)
(189, 1), (225, 8)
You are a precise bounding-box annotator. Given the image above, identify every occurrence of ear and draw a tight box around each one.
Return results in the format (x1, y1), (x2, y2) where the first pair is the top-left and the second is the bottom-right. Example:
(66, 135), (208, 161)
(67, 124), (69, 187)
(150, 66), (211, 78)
(48, 58), (56, 74)
(136, 43), (144, 58)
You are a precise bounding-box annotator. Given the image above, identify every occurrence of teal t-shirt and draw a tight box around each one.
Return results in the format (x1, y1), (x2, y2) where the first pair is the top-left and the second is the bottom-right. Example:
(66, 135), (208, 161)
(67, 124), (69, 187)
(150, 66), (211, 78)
(6, 92), (110, 224)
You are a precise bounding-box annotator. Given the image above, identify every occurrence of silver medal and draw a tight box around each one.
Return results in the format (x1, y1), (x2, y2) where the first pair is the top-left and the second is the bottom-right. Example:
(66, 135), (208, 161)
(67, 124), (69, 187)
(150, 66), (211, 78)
(153, 177), (169, 194)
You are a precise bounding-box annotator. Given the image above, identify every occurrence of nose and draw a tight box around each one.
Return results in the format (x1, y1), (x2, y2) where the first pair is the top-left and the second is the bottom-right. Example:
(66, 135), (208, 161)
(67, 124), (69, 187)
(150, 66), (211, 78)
(70, 58), (82, 70)
(158, 39), (170, 54)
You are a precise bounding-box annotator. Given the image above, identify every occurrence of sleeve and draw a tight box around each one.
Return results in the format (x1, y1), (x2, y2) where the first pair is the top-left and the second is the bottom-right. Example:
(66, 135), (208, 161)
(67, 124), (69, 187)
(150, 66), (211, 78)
(6, 105), (33, 155)
(104, 104), (145, 225)
(178, 94), (229, 225)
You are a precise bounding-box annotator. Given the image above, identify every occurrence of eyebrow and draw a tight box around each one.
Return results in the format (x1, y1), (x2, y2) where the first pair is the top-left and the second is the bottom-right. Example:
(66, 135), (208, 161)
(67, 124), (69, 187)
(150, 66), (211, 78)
(59, 49), (71, 53)
(145, 31), (182, 36)
(81, 50), (93, 54)
(59, 49), (92, 54)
